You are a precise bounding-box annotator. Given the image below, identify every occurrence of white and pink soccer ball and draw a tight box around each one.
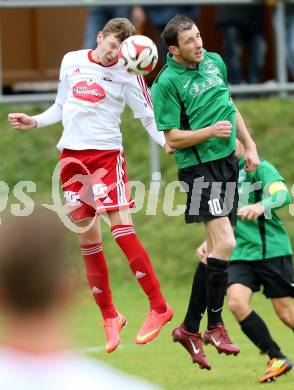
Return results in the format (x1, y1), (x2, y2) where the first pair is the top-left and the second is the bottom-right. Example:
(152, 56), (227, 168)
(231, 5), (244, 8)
(118, 35), (158, 76)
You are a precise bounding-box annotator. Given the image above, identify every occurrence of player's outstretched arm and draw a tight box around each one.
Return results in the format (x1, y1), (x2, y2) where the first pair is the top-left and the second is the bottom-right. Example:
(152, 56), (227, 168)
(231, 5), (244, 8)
(8, 102), (62, 131)
(8, 113), (37, 130)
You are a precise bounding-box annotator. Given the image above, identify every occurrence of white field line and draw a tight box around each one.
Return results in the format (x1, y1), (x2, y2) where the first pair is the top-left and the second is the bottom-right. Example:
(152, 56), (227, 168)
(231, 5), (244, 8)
(79, 344), (135, 354)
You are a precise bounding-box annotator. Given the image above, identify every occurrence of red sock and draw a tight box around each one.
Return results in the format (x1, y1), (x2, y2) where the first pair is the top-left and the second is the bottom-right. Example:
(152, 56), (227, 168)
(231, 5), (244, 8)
(111, 225), (167, 313)
(81, 243), (117, 320)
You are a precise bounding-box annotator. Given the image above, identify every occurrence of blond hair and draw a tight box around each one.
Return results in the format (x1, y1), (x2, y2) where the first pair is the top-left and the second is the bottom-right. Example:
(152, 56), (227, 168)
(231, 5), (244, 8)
(102, 18), (136, 43)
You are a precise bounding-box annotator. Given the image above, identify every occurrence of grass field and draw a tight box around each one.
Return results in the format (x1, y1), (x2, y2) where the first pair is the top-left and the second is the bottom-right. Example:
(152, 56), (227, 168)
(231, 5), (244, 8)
(68, 283), (293, 389)
(1, 99), (294, 388)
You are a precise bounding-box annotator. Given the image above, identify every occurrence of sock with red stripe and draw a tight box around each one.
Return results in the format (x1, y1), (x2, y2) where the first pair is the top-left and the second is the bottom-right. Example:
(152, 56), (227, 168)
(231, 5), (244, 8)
(111, 225), (167, 314)
(81, 243), (117, 320)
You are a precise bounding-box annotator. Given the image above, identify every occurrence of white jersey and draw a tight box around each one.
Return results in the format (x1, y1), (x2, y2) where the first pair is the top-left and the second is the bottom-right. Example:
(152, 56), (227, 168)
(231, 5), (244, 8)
(46, 49), (160, 151)
(0, 348), (160, 390)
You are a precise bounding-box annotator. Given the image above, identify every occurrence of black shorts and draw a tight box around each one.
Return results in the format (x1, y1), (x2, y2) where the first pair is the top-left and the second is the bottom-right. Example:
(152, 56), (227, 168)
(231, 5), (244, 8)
(227, 256), (294, 298)
(178, 152), (239, 224)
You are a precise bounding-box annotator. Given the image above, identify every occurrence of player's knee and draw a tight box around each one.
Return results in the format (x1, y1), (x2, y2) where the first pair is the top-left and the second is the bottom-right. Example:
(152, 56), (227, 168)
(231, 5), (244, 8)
(79, 230), (102, 246)
(227, 294), (245, 316)
(215, 236), (236, 258)
(275, 303), (293, 325)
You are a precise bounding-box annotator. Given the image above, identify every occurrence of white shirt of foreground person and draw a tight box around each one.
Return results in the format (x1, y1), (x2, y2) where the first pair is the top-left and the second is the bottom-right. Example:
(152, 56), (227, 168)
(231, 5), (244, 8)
(0, 348), (160, 390)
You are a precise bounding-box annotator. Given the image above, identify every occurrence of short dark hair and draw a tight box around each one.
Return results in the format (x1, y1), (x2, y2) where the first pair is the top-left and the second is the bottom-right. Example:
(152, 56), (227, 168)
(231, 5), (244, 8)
(102, 18), (136, 43)
(161, 14), (195, 47)
(0, 211), (68, 314)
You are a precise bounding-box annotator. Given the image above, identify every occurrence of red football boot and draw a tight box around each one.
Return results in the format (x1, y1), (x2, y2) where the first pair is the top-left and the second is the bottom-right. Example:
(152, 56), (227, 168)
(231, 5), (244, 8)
(172, 324), (211, 370)
(104, 313), (127, 353)
(203, 323), (240, 355)
(135, 304), (173, 344)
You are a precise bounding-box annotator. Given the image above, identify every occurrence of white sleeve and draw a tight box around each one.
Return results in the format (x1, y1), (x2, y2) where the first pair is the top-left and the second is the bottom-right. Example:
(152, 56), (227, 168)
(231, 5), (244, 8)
(32, 102), (63, 128)
(140, 116), (166, 147)
(123, 75), (154, 118)
(32, 54), (68, 128)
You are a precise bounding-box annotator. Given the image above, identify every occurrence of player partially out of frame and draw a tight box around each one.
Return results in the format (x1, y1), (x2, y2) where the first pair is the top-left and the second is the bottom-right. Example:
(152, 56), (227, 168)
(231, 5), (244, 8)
(8, 18), (173, 354)
(197, 140), (294, 383)
(0, 211), (160, 390)
(151, 15), (259, 369)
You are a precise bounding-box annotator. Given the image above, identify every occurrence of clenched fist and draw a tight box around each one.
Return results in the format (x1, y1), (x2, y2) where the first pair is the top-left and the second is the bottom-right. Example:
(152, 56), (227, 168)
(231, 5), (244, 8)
(8, 113), (37, 130)
(210, 121), (232, 138)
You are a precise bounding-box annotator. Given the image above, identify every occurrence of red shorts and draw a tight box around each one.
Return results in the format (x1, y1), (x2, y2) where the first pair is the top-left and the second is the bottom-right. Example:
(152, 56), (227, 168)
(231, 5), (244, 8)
(60, 149), (134, 221)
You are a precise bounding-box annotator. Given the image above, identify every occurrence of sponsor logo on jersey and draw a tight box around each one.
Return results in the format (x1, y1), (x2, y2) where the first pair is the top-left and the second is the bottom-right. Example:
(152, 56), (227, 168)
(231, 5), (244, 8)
(101, 73), (113, 82)
(189, 75), (222, 97)
(202, 60), (220, 74)
(73, 80), (106, 103)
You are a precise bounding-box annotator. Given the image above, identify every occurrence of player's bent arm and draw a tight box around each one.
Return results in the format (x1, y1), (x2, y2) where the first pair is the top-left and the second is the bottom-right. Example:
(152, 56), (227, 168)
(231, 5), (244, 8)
(140, 116), (166, 147)
(164, 128), (212, 149)
(260, 182), (291, 211)
(163, 120), (232, 149)
(239, 185), (291, 220)
(235, 109), (256, 150)
(235, 109), (260, 172)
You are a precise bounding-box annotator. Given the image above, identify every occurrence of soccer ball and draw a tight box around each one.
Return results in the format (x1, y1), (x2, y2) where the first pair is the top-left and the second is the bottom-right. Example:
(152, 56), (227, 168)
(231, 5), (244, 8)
(118, 35), (158, 76)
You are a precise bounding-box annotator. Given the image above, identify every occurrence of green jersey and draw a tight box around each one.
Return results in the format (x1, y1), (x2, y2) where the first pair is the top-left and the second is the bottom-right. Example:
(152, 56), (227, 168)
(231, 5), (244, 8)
(151, 50), (236, 169)
(231, 158), (292, 261)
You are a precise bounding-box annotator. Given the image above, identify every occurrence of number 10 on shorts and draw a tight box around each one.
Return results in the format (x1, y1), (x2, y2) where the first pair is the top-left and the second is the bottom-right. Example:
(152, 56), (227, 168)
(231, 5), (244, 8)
(208, 198), (222, 216)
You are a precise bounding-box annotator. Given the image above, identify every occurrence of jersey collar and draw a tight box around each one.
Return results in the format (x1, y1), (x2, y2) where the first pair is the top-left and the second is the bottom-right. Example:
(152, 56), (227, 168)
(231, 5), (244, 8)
(166, 50), (206, 73)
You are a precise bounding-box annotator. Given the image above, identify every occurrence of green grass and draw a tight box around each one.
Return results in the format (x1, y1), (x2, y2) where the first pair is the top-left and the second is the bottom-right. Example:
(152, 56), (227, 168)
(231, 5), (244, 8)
(1, 98), (294, 388)
(68, 283), (293, 389)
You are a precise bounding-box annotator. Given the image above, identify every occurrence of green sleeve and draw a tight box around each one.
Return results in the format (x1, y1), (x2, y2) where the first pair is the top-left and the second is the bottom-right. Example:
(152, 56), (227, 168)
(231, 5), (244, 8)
(256, 160), (285, 185)
(151, 80), (181, 131)
(260, 189), (291, 212)
(256, 160), (290, 212)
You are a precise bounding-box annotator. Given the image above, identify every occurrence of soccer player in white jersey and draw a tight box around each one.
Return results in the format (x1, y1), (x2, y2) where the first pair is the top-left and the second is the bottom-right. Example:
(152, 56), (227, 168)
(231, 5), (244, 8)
(8, 18), (173, 353)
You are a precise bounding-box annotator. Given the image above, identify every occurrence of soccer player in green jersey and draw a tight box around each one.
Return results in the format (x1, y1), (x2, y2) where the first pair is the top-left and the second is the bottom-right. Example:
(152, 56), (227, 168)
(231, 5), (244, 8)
(151, 15), (259, 369)
(197, 141), (294, 382)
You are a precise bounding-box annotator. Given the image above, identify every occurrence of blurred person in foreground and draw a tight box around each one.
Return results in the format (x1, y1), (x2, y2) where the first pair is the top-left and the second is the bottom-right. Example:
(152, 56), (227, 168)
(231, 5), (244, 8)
(152, 15), (259, 370)
(8, 18), (173, 354)
(0, 212), (160, 390)
(197, 140), (294, 383)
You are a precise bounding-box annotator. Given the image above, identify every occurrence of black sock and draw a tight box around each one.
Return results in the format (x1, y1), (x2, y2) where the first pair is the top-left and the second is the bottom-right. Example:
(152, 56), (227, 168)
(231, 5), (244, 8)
(183, 261), (207, 333)
(240, 311), (285, 359)
(206, 257), (228, 328)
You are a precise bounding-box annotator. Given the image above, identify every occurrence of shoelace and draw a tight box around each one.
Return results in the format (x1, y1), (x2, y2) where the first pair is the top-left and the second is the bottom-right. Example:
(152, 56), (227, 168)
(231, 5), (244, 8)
(193, 335), (204, 349)
(219, 325), (232, 344)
